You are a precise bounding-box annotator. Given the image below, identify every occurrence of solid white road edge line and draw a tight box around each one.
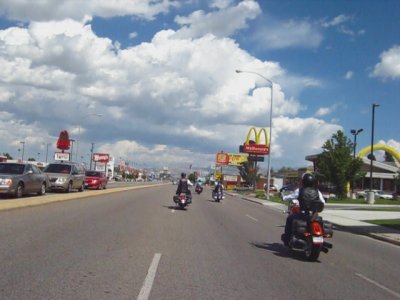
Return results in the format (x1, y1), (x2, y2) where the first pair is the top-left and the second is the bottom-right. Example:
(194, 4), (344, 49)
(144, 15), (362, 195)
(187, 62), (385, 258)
(137, 253), (162, 300)
(355, 273), (400, 299)
(246, 214), (258, 222)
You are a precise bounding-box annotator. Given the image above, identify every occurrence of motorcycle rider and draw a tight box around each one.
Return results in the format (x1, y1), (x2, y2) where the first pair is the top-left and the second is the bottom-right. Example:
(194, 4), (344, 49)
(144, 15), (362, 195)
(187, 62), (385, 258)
(213, 180), (224, 199)
(176, 172), (193, 202)
(281, 173), (325, 246)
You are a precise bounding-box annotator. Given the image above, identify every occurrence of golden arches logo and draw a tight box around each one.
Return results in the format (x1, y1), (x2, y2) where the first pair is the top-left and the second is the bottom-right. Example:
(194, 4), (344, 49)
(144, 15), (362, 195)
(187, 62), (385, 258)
(245, 127), (269, 146)
(243, 127), (270, 155)
(358, 144), (400, 164)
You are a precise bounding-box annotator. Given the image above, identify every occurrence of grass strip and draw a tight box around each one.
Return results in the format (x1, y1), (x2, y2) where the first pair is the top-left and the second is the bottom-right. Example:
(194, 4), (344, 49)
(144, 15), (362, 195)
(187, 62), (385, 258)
(365, 219), (400, 231)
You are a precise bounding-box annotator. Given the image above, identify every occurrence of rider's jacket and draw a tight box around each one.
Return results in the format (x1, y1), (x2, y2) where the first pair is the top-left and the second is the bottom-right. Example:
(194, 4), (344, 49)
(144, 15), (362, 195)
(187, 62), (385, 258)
(176, 178), (190, 194)
(283, 188), (325, 212)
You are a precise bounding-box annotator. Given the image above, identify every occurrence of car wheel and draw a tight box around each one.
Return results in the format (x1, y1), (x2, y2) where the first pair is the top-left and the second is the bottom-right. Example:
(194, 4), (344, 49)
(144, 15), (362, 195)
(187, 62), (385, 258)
(37, 183), (46, 195)
(15, 183), (24, 198)
(103, 184), (107, 190)
(78, 182), (84, 192)
(66, 182), (72, 193)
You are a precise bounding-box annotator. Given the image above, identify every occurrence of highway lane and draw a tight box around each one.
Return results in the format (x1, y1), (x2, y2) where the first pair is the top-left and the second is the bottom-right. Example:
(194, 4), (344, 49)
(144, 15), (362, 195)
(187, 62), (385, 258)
(0, 185), (399, 299)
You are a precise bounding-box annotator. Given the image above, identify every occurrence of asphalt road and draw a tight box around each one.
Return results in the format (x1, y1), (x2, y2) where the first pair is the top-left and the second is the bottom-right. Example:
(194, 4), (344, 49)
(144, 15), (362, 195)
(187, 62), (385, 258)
(0, 185), (399, 300)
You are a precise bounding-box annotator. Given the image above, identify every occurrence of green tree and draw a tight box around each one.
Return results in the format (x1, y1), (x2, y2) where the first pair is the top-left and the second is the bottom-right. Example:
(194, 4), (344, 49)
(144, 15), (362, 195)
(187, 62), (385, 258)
(385, 151), (395, 162)
(188, 173), (196, 183)
(2, 153), (13, 159)
(237, 160), (261, 190)
(316, 130), (365, 199)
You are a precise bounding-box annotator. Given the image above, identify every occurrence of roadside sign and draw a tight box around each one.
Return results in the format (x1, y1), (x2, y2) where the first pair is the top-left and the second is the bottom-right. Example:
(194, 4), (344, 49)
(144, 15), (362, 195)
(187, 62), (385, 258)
(54, 152), (70, 161)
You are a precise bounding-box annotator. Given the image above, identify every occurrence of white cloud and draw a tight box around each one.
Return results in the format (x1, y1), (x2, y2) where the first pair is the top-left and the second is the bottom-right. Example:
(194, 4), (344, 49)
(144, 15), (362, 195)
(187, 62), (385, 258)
(0, 0), (179, 22)
(0, 4), (348, 169)
(315, 107), (333, 117)
(321, 14), (352, 28)
(370, 45), (400, 80)
(253, 19), (323, 50)
(174, 0), (261, 39)
(344, 71), (353, 80)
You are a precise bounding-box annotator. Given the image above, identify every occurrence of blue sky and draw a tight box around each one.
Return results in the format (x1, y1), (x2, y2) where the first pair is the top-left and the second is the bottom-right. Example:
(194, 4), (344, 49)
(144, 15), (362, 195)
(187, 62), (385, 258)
(0, 0), (398, 171)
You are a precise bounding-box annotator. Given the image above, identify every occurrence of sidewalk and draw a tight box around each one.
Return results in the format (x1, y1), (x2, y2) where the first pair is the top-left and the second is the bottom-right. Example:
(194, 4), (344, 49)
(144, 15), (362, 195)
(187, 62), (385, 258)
(229, 192), (400, 246)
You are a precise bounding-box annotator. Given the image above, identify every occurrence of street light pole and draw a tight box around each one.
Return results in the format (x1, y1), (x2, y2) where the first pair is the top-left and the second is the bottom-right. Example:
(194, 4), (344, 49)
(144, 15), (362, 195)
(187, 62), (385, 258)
(89, 142), (95, 170)
(369, 104), (379, 191)
(236, 70), (273, 200)
(367, 104), (379, 204)
(20, 141), (25, 161)
(45, 143), (50, 163)
(350, 128), (363, 194)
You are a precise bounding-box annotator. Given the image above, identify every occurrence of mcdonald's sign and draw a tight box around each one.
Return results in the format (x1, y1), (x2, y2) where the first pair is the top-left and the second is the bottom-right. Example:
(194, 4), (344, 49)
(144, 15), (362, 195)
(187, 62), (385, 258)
(243, 127), (269, 155)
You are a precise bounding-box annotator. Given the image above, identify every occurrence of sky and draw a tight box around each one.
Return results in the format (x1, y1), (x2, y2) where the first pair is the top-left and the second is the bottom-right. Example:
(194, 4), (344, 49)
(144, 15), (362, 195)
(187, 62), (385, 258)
(0, 0), (399, 172)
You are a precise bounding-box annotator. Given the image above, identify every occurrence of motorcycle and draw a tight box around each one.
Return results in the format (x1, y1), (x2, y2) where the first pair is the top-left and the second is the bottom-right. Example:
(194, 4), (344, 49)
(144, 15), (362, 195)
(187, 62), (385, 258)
(195, 184), (203, 194)
(284, 201), (333, 261)
(173, 192), (192, 210)
(212, 190), (224, 202)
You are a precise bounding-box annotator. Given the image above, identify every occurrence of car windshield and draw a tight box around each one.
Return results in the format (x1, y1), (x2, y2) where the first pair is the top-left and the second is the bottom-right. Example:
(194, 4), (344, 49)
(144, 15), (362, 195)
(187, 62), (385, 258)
(44, 164), (71, 174)
(0, 163), (25, 174)
(86, 171), (101, 177)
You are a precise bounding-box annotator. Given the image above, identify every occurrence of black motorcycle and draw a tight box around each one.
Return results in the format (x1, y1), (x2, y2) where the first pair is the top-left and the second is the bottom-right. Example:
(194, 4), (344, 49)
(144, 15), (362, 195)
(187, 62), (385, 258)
(195, 184), (203, 194)
(284, 201), (333, 261)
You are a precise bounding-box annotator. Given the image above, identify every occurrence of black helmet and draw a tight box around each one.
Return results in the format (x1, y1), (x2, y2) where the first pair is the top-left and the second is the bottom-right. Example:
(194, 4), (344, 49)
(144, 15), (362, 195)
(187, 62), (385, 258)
(302, 173), (315, 187)
(181, 172), (186, 178)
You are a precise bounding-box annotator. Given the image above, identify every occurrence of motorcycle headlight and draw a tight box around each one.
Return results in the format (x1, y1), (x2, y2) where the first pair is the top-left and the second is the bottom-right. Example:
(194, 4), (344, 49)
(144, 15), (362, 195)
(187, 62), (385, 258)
(56, 177), (67, 184)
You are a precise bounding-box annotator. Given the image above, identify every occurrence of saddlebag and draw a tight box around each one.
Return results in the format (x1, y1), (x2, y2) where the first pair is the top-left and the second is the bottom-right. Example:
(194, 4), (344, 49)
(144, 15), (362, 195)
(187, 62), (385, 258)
(292, 219), (307, 234)
(173, 195), (179, 203)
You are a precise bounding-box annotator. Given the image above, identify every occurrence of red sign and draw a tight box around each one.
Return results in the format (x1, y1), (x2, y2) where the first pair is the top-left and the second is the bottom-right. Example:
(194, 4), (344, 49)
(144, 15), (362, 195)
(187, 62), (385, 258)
(243, 144), (269, 155)
(93, 153), (110, 163)
(216, 152), (230, 165)
(56, 130), (70, 150)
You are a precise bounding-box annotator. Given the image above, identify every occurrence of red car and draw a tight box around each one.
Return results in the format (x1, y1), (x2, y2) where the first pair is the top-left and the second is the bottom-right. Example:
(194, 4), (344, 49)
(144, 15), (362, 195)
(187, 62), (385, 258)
(85, 171), (108, 189)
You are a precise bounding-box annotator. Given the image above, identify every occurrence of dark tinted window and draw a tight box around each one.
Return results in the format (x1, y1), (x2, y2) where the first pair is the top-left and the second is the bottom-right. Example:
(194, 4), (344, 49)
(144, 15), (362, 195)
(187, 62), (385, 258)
(85, 171), (102, 177)
(0, 163), (25, 174)
(44, 164), (72, 174)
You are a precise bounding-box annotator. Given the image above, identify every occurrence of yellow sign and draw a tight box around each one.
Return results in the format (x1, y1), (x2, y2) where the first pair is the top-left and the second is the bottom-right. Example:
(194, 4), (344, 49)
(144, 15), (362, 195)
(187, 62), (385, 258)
(229, 154), (248, 166)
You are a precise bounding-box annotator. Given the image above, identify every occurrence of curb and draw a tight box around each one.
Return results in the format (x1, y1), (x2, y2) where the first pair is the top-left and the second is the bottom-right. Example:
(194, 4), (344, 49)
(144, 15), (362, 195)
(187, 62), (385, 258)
(232, 193), (400, 247)
(0, 183), (168, 212)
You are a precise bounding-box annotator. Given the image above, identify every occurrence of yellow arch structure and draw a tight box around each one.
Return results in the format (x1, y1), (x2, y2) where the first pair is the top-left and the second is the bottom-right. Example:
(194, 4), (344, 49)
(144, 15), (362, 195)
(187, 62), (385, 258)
(245, 127), (269, 146)
(358, 144), (400, 164)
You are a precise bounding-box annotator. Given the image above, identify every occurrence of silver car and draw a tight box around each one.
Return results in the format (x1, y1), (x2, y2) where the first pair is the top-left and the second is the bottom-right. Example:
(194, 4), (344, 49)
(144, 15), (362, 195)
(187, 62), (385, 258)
(43, 162), (86, 192)
(0, 162), (48, 198)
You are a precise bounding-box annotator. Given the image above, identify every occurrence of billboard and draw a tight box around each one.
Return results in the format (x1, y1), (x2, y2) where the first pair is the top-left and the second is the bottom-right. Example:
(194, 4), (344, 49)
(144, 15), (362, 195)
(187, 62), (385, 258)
(93, 153), (110, 163)
(216, 152), (248, 166)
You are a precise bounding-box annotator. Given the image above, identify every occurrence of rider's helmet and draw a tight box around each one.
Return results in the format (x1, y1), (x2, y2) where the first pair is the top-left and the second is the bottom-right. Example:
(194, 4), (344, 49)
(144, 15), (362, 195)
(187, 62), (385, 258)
(181, 172), (186, 178)
(302, 173), (315, 187)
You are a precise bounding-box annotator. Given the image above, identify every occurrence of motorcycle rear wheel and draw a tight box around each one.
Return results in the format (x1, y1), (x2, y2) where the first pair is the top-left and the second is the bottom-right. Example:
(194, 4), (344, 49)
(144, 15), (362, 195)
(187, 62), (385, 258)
(304, 237), (321, 261)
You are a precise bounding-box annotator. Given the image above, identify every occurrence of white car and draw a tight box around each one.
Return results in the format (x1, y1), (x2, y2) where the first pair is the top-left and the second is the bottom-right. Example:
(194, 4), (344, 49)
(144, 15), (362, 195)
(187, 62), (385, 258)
(356, 190), (393, 200)
(375, 190), (393, 200)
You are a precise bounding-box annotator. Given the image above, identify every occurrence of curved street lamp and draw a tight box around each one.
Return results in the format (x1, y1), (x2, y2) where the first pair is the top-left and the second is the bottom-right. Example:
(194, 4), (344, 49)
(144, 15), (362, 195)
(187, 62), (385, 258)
(236, 69), (274, 200)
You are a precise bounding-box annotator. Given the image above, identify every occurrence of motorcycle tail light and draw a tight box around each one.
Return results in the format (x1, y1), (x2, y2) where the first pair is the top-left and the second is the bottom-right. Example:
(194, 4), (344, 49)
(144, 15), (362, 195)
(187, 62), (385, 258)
(291, 206), (300, 214)
(310, 222), (323, 236)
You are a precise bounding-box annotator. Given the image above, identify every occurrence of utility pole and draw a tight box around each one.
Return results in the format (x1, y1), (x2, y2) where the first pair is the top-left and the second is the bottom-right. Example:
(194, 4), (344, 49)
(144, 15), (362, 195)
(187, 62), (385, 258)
(89, 142), (94, 170)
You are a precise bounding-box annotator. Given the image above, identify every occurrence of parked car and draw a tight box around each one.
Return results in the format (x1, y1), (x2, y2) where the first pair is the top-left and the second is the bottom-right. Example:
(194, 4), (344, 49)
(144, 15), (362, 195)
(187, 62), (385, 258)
(43, 162), (85, 192)
(85, 171), (108, 189)
(0, 162), (48, 198)
(356, 189), (393, 200)
(264, 184), (278, 192)
(375, 190), (394, 200)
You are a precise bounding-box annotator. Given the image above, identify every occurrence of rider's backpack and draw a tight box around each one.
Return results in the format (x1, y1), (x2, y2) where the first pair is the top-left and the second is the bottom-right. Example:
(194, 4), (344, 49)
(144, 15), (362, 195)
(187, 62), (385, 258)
(299, 187), (320, 211)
